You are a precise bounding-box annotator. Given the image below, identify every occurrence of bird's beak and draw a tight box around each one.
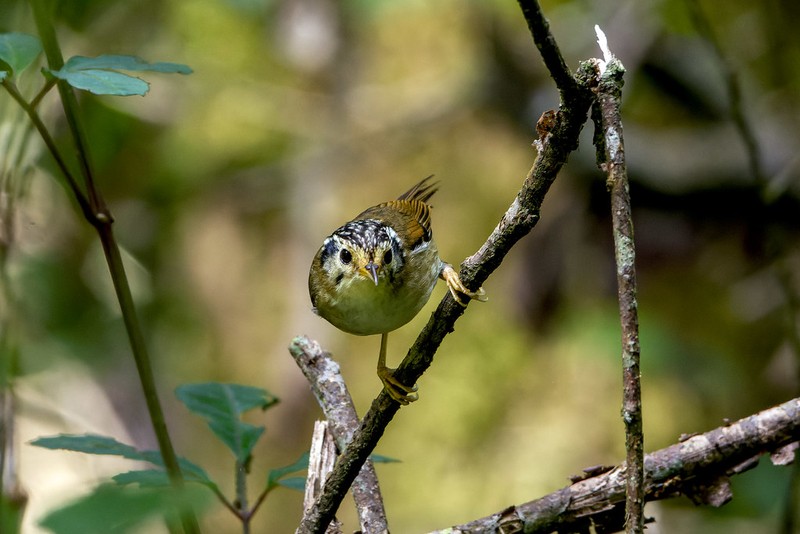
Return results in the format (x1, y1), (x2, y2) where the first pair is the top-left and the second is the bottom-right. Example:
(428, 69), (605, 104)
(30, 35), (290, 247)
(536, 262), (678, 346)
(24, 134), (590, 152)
(364, 262), (380, 286)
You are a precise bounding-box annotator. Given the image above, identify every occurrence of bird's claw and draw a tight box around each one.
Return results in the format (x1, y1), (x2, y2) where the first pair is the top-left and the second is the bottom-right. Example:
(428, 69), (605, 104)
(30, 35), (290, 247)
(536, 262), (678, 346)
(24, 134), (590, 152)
(378, 366), (418, 405)
(441, 264), (488, 307)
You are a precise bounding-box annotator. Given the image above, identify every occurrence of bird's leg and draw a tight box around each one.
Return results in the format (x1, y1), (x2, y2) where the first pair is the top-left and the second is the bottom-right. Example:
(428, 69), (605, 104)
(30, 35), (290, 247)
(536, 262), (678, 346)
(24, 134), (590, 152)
(440, 263), (488, 307)
(377, 332), (418, 405)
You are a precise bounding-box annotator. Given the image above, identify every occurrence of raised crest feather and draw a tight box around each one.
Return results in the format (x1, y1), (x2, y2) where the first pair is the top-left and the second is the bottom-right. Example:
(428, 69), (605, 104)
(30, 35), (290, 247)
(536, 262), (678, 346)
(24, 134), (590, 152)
(355, 176), (437, 250)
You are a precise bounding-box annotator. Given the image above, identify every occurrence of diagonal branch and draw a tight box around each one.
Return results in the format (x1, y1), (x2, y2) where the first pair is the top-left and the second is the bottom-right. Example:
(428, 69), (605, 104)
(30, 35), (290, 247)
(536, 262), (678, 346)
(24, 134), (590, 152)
(430, 397), (800, 533)
(516, 0), (578, 97)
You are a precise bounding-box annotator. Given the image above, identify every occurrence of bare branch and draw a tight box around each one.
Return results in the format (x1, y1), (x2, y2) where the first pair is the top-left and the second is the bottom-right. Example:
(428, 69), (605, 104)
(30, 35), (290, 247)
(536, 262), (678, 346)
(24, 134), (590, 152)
(591, 29), (644, 533)
(302, 422), (342, 534)
(430, 398), (800, 533)
(515, 0), (577, 97)
(289, 337), (389, 533)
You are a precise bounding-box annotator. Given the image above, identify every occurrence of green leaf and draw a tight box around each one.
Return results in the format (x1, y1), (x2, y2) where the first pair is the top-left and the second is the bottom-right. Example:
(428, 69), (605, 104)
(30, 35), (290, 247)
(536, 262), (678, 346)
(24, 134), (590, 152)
(50, 69), (150, 96)
(112, 470), (171, 488)
(266, 452), (309, 490)
(277, 477), (306, 492)
(176, 383), (278, 463)
(47, 54), (192, 96)
(38, 483), (210, 534)
(177, 382), (279, 416)
(30, 434), (141, 460)
(0, 33), (42, 77)
(112, 467), (218, 490)
(30, 433), (215, 488)
(62, 55), (192, 74)
(369, 453), (401, 464)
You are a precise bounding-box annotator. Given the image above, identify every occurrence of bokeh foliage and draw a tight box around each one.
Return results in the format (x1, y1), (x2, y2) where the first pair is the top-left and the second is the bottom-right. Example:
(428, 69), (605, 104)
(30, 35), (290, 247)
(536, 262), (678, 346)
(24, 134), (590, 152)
(2, 0), (799, 532)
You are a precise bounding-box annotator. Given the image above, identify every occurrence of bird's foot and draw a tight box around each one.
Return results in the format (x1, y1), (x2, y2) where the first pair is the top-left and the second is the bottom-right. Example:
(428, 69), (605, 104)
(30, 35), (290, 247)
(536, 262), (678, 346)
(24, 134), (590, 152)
(440, 264), (488, 307)
(378, 366), (418, 405)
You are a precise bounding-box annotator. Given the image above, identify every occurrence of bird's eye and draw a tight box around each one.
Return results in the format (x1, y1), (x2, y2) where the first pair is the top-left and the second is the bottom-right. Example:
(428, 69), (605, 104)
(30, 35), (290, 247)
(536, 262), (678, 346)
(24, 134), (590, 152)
(339, 249), (352, 264)
(383, 250), (393, 264)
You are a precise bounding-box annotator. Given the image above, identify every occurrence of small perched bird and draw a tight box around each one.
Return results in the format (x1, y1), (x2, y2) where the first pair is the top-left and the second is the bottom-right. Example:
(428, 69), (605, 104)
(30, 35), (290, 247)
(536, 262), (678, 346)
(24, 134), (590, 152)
(308, 176), (486, 404)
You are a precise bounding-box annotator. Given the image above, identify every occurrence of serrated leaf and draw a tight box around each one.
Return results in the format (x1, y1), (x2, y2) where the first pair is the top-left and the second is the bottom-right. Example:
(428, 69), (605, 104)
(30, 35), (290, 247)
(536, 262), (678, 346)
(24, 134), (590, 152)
(38, 484), (172, 534)
(47, 54), (191, 96)
(176, 383), (277, 463)
(277, 477), (306, 492)
(38, 483), (210, 534)
(177, 383), (278, 416)
(0, 33), (42, 76)
(30, 434), (141, 460)
(266, 452), (309, 489)
(177, 457), (214, 485)
(31, 433), (215, 489)
(137, 451), (214, 487)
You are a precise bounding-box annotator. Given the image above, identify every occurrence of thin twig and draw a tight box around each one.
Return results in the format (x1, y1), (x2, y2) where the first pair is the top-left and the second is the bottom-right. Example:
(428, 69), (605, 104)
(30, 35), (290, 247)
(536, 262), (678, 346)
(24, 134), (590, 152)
(685, 0), (765, 188)
(591, 29), (644, 533)
(0, 79), (92, 220)
(516, 0), (578, 97)
(429, 397), (800, 533)
(290, 336), (388, 534)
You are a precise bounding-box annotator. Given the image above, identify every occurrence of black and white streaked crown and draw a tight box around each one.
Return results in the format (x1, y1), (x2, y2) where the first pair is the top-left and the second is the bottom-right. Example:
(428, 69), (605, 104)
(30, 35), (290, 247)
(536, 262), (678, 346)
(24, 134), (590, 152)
(319, 219), (402, 265)
(334, 219), (397, 250)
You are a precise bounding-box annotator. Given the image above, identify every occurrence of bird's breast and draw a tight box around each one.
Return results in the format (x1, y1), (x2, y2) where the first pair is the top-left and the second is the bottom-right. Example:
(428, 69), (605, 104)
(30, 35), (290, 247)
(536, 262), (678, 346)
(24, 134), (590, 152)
(314, 244), (442, 335)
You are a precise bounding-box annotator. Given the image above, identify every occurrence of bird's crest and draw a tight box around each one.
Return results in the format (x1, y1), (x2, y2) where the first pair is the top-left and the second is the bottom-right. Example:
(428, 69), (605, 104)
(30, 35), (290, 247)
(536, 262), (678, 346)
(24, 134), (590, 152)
(358, 176), (437, 250)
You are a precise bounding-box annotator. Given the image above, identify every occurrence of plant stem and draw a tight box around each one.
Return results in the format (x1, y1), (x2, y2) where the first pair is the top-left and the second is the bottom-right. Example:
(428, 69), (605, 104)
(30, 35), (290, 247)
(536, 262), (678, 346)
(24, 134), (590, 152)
(25, 1), (200, 532)
(236, 460), (249, 534)
(1, 79), (91, 220)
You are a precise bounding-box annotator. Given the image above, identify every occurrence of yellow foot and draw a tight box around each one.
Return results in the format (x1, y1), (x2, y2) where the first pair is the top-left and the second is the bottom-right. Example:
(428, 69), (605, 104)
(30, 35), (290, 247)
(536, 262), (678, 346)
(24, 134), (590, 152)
(378, 366), (419, 405)
(440, 263), (488, 307)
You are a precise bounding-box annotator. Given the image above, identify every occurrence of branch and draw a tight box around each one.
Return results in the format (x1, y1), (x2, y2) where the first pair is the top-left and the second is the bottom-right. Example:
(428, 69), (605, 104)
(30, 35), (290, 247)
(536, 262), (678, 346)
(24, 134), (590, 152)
(296, 3), (595, 531)
(302, 422), (342, 534)
(430, 397), (800, 533)
(684, 0), (765, 189)
(515, 0), (577, 97)
(591, 28), (644, 533)
(290, 337), (388, 533)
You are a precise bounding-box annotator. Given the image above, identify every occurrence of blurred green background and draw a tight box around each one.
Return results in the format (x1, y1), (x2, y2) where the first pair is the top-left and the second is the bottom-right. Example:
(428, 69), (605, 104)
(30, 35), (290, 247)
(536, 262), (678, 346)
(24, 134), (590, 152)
(2, 0), (800, 532)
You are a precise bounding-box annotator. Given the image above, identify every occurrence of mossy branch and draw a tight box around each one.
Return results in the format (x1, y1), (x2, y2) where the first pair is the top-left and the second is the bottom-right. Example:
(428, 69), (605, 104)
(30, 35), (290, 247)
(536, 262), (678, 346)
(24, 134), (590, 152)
(592, 49), (645, 532)
(430, 397), (800, 533)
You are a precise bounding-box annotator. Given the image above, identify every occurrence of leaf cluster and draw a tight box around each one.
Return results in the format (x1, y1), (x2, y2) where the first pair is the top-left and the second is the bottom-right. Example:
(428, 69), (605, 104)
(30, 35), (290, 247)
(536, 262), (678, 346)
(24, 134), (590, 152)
(0, 32), (191, 95)
(30, 383), (307, 533)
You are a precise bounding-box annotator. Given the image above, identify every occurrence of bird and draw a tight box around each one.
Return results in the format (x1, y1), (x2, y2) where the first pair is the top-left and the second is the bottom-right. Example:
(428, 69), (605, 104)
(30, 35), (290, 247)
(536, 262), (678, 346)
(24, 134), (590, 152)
(308, 176), (487, 404)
